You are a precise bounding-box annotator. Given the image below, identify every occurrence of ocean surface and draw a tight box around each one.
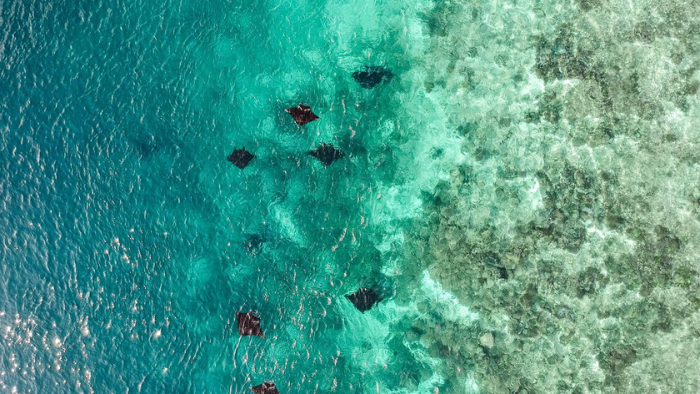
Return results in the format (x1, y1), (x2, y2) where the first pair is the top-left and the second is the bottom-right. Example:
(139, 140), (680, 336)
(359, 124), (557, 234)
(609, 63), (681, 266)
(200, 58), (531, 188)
(1, 0), (700, 393)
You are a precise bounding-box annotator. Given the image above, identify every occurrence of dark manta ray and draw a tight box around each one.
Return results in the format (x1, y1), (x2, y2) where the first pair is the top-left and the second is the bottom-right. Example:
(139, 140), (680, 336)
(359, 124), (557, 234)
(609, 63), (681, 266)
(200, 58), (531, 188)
(244, 233), (265, 255)
(285, 104), (319, 125)
(345, 288), (382, 313)
(352, 66), (394, 89)
(309, 143), (344, 167)
(250, 382), (280, 394)
(236, 311), (264, 337)
(227, 147), (255, 169)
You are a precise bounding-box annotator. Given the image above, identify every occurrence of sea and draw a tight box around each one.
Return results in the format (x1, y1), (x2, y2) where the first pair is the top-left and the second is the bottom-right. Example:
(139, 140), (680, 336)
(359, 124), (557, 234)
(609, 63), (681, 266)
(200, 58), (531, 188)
(1, 0), (700, 393)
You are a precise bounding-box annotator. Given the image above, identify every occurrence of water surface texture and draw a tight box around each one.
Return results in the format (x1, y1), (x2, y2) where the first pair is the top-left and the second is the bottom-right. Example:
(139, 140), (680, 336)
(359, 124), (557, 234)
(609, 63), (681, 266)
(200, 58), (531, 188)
(1, 0), (700, 393)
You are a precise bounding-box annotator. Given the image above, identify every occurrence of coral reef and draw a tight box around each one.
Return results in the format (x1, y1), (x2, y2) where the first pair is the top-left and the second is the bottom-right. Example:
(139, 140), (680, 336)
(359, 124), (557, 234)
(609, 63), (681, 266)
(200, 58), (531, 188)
(402, 0), (700, 392)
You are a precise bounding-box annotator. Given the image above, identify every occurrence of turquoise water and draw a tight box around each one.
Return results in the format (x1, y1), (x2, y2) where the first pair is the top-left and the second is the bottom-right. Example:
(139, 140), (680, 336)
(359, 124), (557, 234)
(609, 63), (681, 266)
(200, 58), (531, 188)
(0, 0), (430, 392)
(2, 0), (700, 393)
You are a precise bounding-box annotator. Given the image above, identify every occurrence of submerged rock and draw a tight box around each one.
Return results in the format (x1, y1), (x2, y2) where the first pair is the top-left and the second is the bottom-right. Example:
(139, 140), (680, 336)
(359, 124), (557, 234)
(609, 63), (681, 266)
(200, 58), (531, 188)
(480, 332), (495, 349)
(352, 66), (394, 89)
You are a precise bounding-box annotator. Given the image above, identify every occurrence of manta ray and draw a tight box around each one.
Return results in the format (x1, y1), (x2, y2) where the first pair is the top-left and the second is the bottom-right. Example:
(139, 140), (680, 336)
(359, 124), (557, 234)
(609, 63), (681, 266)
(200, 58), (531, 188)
(309, 143), (344, 167)
(352, 66), (394, 89)
(250, 382), (280, 394)
(227, 147), (256, 169)
(236, 311), (265, 338)
(345, 288), (382, 313)
(244, 234), (265, 255)
(285, 104), (319, 125)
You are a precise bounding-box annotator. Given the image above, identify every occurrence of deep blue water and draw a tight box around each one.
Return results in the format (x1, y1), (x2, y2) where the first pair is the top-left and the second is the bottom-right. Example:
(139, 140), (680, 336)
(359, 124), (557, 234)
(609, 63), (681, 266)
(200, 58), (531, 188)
(0, 0), (419, 392)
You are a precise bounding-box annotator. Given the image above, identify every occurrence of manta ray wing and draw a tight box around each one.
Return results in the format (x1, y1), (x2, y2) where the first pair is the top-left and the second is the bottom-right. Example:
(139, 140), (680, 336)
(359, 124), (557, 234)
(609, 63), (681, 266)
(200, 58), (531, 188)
(345, 288), (381, 312)
(285, 104), (320, 125)
(236, 311), (264, 337)
(309, 143), (345, 167)
(227, 147), (256, 169)
(250, 382), (280, 394)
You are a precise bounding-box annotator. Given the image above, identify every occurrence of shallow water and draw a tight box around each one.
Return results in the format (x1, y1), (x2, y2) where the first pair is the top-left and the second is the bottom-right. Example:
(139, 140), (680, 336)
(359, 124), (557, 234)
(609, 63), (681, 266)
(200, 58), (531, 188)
(2, 0), (700, 393)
